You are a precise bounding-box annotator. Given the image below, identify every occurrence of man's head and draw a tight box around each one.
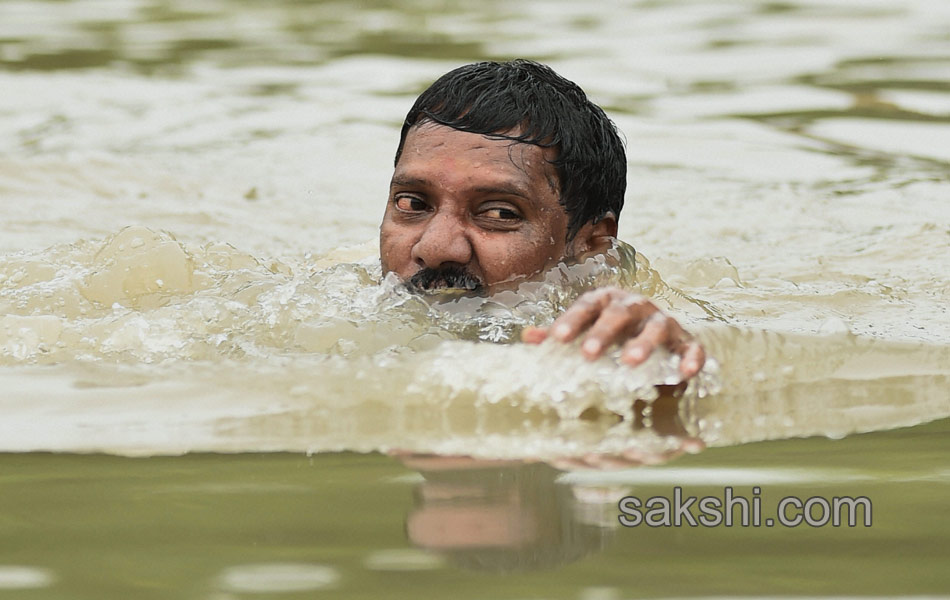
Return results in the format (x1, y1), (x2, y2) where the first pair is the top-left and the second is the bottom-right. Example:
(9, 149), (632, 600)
(380, 59), (626, 294)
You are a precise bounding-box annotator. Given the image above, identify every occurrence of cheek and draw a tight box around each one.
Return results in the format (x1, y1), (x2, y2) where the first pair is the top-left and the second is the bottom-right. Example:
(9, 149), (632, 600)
(379, 223), (414, 274)
(473, 234), (558, 282)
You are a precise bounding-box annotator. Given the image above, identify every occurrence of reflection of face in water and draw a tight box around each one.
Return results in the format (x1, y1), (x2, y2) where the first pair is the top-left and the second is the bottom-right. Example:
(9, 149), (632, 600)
(402, 459), (614, 572)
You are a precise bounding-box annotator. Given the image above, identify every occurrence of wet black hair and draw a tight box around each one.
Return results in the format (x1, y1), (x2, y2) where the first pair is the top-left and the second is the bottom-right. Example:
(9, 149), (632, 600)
(394, 59), (626, 242)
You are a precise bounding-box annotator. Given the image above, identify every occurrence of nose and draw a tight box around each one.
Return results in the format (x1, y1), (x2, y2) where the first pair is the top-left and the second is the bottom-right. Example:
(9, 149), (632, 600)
(410, 211), (473, 269)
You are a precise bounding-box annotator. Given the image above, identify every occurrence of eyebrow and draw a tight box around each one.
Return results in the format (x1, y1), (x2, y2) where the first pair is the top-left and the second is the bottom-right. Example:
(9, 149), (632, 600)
(390, 175), (429, 189)
(390, 176), (535, 203)
(472, 183), (532, 199)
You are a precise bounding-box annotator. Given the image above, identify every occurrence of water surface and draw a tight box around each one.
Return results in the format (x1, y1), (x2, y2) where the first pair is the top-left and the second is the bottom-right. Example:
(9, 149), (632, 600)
(1, 0), (949, 596)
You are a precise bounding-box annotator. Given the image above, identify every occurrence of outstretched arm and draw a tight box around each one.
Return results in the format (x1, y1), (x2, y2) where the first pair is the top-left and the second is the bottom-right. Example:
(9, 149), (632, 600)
(521, 286), (705, 379)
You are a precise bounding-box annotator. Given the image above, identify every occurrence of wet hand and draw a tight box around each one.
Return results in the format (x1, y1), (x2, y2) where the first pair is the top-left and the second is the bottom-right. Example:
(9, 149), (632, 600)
(521, 286), (705, 379)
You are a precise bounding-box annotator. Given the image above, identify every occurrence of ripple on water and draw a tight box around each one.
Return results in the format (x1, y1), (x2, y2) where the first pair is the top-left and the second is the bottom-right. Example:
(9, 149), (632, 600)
(363, 549), (446, 571)
(216, 563), (339, 593)
(0, 225), (663, 365)
(0, 566), (56, 589)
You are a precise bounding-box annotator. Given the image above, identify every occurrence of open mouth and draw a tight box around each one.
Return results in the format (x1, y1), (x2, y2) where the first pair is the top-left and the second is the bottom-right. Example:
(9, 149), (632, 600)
(405, 267), (484, 295)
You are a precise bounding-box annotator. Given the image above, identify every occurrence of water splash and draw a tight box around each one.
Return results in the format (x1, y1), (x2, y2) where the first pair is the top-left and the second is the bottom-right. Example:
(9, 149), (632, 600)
(0, 227), (722, 454)
(2, 226), (947, 458)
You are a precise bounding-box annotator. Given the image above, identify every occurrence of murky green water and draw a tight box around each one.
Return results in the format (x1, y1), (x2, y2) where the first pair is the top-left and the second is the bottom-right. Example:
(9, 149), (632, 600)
(1, 0), (949, 596)
(2, 418), (949, 598)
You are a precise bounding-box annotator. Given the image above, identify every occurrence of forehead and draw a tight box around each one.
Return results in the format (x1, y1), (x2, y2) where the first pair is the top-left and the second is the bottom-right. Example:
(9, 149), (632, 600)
(396, 123), (558, 191)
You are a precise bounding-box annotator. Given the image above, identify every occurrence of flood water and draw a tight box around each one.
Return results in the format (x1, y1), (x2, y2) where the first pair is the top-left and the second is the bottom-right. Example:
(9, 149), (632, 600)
(1, 0), (949, 597)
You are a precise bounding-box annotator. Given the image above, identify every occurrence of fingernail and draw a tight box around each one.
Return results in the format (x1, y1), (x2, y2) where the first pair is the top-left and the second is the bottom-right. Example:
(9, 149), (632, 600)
(627, 347), (645, 362)
(582, 339), (601, 355)
(553, 323), (571, 339)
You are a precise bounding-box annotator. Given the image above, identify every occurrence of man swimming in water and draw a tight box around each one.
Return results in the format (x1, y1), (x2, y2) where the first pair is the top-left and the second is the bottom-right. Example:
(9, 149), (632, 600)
(379, 59), (705, 379)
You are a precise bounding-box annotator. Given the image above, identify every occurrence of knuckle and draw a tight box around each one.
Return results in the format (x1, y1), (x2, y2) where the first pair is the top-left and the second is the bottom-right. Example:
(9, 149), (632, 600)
(584, 286), (650, 309)
(618, 292), (647, 308)
(604, 299), (631, 316)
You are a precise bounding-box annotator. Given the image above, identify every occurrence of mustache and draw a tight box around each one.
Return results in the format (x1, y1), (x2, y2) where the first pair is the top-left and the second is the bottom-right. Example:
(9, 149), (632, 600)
(405, 266), (484, 294)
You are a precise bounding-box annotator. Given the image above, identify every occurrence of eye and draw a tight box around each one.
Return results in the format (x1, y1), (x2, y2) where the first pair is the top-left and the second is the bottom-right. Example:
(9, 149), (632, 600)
(481, 206), (523, 221)
(394, 195), (428, 212)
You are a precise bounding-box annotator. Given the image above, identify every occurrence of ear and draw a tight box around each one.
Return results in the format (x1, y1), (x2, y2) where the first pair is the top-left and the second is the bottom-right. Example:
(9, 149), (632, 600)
(567, 213), (618, 259)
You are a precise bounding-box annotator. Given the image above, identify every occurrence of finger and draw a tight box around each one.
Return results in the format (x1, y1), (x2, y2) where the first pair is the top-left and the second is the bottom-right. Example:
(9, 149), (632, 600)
(620, 313), (671, 367)
(678, 340), (706, 378)
(579, 298), (653, 360)
(548, 289), (612, 343)
(521, 326), (548, 344)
